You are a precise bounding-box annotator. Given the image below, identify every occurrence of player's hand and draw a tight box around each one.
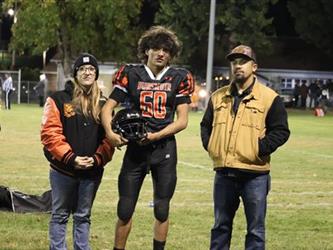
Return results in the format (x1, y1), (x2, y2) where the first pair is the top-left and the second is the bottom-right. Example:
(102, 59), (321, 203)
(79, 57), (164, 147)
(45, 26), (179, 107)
(138, 132), (159, 146)
(106, 131), (128, 148)
(74, 156), (94, 170)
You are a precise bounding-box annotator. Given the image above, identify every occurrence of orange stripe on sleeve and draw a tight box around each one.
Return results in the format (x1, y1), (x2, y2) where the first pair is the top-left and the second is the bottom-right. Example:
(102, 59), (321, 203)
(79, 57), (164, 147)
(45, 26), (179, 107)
(178, 72), (195, 96)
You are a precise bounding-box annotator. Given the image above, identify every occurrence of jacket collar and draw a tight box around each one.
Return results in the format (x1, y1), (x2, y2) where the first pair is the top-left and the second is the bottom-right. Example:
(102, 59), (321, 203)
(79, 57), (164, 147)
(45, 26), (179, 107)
(224, 77), (261, 101)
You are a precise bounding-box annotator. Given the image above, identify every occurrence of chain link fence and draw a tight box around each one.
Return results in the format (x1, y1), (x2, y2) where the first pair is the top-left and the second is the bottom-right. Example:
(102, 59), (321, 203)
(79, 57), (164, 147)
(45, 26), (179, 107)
(1, 70), (41, 105)
(19, 80), (40, 104)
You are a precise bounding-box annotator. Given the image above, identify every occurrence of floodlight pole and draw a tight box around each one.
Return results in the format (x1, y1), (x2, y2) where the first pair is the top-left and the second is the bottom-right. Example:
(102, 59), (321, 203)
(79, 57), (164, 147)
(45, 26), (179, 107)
(10, 0), (18, 70)
(205, 0), (216, 106)
(17, 69), (21, 104)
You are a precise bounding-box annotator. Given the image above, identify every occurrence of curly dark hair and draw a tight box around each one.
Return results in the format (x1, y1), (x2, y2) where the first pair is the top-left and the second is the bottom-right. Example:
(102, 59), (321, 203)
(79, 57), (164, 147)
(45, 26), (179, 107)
(137, 26), (182, 64)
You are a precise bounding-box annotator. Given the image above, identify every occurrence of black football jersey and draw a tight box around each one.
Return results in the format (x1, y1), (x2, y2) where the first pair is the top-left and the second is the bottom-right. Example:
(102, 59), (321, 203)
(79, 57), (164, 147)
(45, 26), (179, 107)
(110, 64), (194, 132)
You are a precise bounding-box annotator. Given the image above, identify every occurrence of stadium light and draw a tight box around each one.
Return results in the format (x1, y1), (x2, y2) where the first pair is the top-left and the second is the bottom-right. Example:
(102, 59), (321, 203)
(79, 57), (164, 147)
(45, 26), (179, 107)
(8, 0), (18, 69)
(198, 89), (208, 98)
(7, 8), (14, 16)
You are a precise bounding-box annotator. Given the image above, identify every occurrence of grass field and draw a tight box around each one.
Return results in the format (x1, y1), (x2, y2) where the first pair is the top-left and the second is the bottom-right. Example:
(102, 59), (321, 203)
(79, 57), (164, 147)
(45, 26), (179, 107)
(0, 104), (333, 250)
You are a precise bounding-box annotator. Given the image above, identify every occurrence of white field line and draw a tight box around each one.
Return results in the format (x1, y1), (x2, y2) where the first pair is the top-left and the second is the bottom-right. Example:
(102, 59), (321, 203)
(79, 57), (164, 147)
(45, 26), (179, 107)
(272, 191), (333, 196)
(98, 189), (333, 197)
(178, 160), (211, 171)
(94, 201), (333, 209)
(175, 190), (333, 196)
(96, 188), (333, 197)
(291, 150), (333, 159)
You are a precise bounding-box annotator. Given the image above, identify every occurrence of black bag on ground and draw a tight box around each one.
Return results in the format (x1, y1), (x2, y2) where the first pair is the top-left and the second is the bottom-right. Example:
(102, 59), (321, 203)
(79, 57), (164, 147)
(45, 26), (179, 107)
(0, 185), (52, 213)
(0, 186), (12, 211)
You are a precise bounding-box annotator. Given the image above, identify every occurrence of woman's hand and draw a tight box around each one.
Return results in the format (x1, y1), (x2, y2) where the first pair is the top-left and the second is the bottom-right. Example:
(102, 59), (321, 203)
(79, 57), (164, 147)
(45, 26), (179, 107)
(106, 131), (128, 149)
(74, 156), (94, 170)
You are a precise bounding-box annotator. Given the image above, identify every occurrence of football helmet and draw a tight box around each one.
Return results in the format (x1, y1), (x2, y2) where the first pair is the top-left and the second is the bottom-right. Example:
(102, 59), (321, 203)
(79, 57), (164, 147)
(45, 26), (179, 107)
(112, 109), (147, 141)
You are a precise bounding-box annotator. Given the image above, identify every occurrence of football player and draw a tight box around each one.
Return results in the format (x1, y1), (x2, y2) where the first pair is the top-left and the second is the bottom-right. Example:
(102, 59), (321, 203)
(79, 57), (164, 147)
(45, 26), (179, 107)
(101, 26), (194, 250)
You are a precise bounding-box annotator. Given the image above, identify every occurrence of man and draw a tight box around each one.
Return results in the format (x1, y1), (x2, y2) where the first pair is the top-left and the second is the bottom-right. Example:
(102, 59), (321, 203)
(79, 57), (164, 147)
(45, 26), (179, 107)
(293, 79), (301, 108)
(34, 74), (47, 107)
(309, 80), (321, 108)
(200, 45), (290, 250)
(299, 80), (308, 109)
(101, 26), (194, 250)
(2, 74), (13, 110)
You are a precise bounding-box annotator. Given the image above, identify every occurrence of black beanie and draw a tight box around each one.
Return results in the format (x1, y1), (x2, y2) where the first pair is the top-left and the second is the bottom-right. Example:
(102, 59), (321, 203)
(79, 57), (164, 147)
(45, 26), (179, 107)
(73, 53), (99, 80)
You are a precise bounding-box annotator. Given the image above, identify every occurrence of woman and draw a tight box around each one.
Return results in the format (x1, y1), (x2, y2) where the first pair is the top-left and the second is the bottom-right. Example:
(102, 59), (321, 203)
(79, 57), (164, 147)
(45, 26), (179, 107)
(41, 53), (114, 250)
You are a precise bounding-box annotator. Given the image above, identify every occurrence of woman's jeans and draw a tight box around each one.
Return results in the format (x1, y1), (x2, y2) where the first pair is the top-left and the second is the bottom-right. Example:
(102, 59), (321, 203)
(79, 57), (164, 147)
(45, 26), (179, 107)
(49, 169), (101, 250)
(210, 171), (270, 250)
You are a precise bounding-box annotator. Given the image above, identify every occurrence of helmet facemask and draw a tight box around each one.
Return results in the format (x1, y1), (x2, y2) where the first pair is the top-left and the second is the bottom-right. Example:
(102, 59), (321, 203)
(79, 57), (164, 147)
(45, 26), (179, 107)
(112, 109), (148, 142)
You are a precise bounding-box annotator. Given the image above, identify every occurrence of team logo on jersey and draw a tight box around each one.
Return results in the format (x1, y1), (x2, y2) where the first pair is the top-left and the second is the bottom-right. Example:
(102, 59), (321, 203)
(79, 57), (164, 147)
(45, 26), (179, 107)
(64, 103), (75, 118)
(137, 81), (171, 91)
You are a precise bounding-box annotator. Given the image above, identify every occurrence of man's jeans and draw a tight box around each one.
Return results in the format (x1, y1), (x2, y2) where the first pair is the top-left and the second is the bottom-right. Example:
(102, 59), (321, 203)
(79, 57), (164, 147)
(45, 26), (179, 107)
(49, 169), (101, 250)
(210, 171), (270, 250)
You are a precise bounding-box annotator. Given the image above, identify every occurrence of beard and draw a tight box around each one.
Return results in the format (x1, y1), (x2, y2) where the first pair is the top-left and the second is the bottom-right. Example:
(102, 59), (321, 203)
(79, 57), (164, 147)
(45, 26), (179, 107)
(233, 73), (247, 85)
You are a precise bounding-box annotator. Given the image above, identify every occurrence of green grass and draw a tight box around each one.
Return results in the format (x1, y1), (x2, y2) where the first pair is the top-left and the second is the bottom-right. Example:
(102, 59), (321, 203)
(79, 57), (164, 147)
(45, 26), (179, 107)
(1, 105), (333, 249)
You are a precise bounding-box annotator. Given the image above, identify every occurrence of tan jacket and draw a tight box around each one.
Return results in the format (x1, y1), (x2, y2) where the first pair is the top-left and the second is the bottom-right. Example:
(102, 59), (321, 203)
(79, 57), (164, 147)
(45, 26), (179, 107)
(207, 80), (278, 172)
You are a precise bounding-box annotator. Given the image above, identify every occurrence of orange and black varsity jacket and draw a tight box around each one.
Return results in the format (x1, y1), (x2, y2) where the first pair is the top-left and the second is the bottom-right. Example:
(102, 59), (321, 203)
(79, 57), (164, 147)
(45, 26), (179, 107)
(41, 81), (114, 178)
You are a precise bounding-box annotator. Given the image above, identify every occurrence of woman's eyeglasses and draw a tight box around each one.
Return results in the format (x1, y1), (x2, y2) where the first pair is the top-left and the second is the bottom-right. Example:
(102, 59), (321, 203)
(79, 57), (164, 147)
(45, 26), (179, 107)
(78, 66), (96, 74)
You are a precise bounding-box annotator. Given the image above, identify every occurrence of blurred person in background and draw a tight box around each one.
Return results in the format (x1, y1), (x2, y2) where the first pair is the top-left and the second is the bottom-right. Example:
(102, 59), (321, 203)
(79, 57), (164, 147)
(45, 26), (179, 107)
(41, 53), (114, 250)
(2, 73), (13, 110)
(293, 79), (301, 108)
(309, 80), (321, 108)
(201, 45), (290, 250)
(34, 74), (47, 107)
(300, 80), (308, 109)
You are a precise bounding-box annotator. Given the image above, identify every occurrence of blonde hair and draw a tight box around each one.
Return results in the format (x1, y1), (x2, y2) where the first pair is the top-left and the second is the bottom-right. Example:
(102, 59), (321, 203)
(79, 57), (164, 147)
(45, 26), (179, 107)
(71, 79), (101, 123)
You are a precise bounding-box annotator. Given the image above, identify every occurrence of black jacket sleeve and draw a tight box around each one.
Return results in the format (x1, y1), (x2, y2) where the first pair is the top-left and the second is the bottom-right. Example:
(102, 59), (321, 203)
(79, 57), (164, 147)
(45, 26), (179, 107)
(259, 96), (290, 156)
(200, 98), (214, 151)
